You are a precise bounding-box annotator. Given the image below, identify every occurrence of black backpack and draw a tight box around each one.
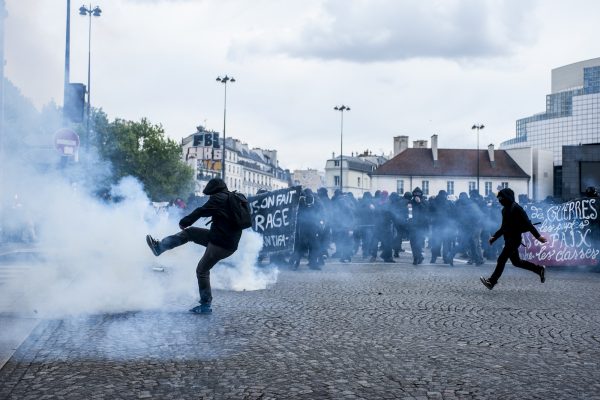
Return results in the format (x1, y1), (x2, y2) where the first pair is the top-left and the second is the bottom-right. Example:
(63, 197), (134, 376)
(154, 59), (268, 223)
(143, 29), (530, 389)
(227, 191), (253, 229)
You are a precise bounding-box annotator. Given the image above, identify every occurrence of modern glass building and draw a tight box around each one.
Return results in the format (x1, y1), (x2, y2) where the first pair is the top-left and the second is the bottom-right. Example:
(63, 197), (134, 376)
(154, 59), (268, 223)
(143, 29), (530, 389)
(501, 57), (600, 166)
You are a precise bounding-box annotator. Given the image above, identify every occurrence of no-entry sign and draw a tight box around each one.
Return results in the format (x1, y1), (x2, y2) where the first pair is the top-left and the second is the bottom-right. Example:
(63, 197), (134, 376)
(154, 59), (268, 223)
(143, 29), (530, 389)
(54, 128), (80, 156)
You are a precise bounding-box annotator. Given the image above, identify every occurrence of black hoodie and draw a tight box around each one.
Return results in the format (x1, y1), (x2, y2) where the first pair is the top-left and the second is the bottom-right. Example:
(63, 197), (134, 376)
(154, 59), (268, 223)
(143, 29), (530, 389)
(491, 188), (541, 244)
(179, 178), (242, 251)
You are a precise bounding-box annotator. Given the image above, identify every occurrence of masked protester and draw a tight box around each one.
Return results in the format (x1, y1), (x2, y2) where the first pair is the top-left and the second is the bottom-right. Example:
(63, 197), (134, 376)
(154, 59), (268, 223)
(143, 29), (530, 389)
(429, 190), (455, 265)
(480, 188), (548, 290)
(409, 187), (428, 265)
(290, 188), (323, 270)
(145, 178), (243, 314)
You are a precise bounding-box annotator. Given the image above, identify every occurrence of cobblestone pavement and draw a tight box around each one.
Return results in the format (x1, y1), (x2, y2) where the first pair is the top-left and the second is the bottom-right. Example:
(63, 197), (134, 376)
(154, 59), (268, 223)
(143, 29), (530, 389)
(1, 255), (600, 400)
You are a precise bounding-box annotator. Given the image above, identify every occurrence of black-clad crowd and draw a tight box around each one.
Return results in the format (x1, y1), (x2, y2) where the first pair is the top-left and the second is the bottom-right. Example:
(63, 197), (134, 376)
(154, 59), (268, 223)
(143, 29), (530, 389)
(290, 187), (507, 269)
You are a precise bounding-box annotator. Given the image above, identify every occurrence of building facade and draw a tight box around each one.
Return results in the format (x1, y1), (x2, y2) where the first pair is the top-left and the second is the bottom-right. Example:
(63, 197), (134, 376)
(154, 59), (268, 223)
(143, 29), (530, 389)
(181, 127), (291, 196)
(292, 169), (325, 191)
(500, 58), (600, 167)
(370, 135), (545, 201)
(324, 152), (388, 197)
(561, 144), (600, 200)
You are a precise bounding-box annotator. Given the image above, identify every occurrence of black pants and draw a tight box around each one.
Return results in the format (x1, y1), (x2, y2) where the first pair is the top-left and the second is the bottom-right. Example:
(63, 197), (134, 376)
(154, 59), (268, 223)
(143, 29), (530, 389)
(159, 227), (234, 305)
(489, 237), (542, 285)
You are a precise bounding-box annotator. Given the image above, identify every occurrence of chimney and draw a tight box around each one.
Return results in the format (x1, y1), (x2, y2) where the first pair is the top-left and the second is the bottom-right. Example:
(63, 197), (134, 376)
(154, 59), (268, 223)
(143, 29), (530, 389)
(488, 144), (495, 167)
(413, 140), (428, 148)
(393, 135), (409, 156)
(431, 134), (438, 166)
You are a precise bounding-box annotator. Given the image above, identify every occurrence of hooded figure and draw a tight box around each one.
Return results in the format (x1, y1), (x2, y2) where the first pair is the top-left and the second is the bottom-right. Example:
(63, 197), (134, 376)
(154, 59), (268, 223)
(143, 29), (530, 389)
(145, 178), (243, 314)
(409, 187), (429, 265)
(429, 189), (455, 265)
(480, 188), (548, 290)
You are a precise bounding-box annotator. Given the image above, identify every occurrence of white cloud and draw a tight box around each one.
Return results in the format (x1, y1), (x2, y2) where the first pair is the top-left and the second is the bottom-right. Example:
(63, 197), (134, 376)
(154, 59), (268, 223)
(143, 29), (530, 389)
(231, 0), (539, 63)
(4, 0), (600, 171)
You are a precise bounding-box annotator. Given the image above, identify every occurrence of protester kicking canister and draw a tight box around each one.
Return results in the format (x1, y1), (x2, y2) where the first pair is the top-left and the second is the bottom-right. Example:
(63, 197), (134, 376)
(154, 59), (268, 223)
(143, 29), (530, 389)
(145, 178), (244, 314)
(480, 188), (548, 290)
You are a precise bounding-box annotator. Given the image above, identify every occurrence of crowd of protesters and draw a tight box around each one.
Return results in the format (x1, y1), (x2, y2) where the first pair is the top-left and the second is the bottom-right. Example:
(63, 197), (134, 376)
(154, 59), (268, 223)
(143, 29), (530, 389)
(289, 186), (542, 269)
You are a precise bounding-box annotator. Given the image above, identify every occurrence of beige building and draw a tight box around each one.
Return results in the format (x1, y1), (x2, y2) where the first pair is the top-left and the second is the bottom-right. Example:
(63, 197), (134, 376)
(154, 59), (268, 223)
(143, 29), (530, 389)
(324, 152), (388, 197)
(292, 169), (325, 191)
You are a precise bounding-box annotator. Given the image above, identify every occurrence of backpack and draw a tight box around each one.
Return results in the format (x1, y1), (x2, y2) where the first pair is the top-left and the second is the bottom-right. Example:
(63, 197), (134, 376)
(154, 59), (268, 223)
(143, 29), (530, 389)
(227, 191), (253, 229)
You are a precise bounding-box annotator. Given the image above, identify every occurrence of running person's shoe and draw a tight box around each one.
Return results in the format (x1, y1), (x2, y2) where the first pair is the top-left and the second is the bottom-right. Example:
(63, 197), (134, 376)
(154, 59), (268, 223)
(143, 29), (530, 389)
(539, 265), (546, 283)
(480, 276), (494, 290)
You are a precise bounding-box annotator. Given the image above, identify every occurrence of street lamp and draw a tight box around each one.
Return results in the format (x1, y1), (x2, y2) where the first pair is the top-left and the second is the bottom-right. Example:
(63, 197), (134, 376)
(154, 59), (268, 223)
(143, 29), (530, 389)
(79, 4), (102, 148)
(471, 124), (485, 193)
(334, 105), (350, 191)
(216, 75), (235, 181)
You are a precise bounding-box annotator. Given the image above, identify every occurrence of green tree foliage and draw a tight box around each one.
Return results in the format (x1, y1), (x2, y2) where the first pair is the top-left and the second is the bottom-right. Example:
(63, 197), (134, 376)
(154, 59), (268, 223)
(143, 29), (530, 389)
(93, 114), (194, 201)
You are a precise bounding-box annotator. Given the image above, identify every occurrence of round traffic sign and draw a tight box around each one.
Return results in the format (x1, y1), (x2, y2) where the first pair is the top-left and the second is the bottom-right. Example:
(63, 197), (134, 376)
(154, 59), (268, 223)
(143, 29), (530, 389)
(54, 128), (80, 156)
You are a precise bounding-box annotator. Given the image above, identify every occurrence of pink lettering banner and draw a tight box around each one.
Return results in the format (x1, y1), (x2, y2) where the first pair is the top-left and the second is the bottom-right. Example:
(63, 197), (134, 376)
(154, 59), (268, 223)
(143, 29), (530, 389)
(521, 198), (600, 267)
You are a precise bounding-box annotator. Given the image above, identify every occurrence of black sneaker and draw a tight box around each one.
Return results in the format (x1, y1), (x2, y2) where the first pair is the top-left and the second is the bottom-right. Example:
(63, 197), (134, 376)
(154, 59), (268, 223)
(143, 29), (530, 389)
(146, 234), (161, 256)
(539, 266), (546, 283)
(480, 276), (494, 290)
(189, 304), (212, 314)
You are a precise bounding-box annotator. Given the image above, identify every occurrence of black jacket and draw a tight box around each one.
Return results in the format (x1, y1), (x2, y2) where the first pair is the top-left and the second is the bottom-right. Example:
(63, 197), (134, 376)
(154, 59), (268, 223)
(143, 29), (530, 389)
(491, 188), (540, 243)
(179, 178), (242, 251)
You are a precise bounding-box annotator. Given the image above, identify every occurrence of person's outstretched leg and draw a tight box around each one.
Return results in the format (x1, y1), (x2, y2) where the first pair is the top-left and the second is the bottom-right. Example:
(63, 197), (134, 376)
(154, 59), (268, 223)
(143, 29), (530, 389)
(146, 230), (189, 256)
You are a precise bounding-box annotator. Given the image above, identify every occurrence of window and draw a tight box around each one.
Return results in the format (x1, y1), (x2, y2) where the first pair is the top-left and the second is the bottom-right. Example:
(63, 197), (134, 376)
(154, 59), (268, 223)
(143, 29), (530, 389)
(446, 181), (454, 195)
(422, 180), (429, 196)
(501, 182), (509, 189)
(357, 177), (361, 187)
(485, 181), (493, 196)
(468, 181), (476, 192)
(334, 176), (340, 186)
(334, 160), (340, 167)
(396, 179), (404, 194)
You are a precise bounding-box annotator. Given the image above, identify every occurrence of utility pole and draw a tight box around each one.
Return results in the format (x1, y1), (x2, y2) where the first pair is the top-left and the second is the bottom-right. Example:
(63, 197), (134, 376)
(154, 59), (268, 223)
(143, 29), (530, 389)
(63, 0), (71, 122)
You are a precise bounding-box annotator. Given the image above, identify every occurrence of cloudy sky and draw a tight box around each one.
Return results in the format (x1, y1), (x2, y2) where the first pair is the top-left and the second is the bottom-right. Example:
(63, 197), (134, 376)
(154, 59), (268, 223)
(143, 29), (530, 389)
(4, 0), (600, 170)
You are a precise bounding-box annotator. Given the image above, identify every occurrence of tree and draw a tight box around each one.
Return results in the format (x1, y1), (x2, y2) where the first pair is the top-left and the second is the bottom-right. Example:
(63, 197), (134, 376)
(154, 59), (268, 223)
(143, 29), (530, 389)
(94, 116), (194, 201)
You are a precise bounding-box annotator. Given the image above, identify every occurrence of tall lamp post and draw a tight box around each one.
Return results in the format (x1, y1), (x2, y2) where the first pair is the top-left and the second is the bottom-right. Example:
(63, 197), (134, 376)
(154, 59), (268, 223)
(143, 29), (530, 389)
(334, 105), (350, 191)
(471, 124), (485, 193)
(79, 4), (102, 148)
(216, 75), (235, 182)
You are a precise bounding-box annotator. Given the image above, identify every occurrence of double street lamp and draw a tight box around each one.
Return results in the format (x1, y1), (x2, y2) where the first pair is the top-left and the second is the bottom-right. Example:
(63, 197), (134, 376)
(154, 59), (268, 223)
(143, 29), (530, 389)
(334, 105), (350, 191)
(471, 124), (485, 193)
(79, 4), (102, 147)
(216, 75), (235, 182)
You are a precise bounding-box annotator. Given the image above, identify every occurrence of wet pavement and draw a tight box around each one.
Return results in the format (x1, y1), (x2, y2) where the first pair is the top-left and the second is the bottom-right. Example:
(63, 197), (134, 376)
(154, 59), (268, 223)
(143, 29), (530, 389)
(1, 254), (600, 399)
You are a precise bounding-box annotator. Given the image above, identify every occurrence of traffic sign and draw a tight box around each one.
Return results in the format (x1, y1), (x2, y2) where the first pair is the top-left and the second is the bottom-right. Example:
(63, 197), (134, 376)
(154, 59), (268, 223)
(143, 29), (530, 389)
(54, 128), (80, 156)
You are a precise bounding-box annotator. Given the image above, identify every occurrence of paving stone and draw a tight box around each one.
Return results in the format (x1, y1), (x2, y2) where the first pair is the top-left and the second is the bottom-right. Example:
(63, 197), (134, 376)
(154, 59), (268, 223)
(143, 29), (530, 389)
(0, 260), (599, 399)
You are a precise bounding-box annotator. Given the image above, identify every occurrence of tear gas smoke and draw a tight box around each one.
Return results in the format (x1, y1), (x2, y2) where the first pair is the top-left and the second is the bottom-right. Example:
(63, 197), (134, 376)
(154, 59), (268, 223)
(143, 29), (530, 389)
(1, 156), (277, 319)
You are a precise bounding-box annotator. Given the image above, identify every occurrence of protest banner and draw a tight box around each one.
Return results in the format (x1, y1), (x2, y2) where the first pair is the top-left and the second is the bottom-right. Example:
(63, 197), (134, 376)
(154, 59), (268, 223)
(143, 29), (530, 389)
(521, 198), (600, 266)
(248, 186), (302, 255)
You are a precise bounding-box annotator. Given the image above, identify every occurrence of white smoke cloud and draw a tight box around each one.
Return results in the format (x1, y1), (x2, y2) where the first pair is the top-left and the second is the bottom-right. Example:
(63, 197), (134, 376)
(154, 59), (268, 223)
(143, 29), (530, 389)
(1, 157), (277, 318)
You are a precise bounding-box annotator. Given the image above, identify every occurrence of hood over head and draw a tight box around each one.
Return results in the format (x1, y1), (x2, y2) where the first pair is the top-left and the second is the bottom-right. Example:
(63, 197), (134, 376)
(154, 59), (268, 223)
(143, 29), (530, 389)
(412, 187), (423, 197)
(497, 188), (515, 206)
(203, 178), (228, 195)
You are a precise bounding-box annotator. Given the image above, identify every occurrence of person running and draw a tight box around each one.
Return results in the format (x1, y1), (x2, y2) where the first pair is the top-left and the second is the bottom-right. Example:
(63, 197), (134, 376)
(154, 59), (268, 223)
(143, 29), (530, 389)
(145, 178), (243, 314)
(480, 188), (547, 290)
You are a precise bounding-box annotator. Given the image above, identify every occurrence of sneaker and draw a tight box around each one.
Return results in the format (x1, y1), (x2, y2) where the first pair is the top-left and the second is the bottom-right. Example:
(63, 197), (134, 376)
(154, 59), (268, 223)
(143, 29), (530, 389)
(480, 276), (494, 290)
(146, 235), (161, 256)
(539, 266), (546, 283)
(189, 304), (212, 314)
